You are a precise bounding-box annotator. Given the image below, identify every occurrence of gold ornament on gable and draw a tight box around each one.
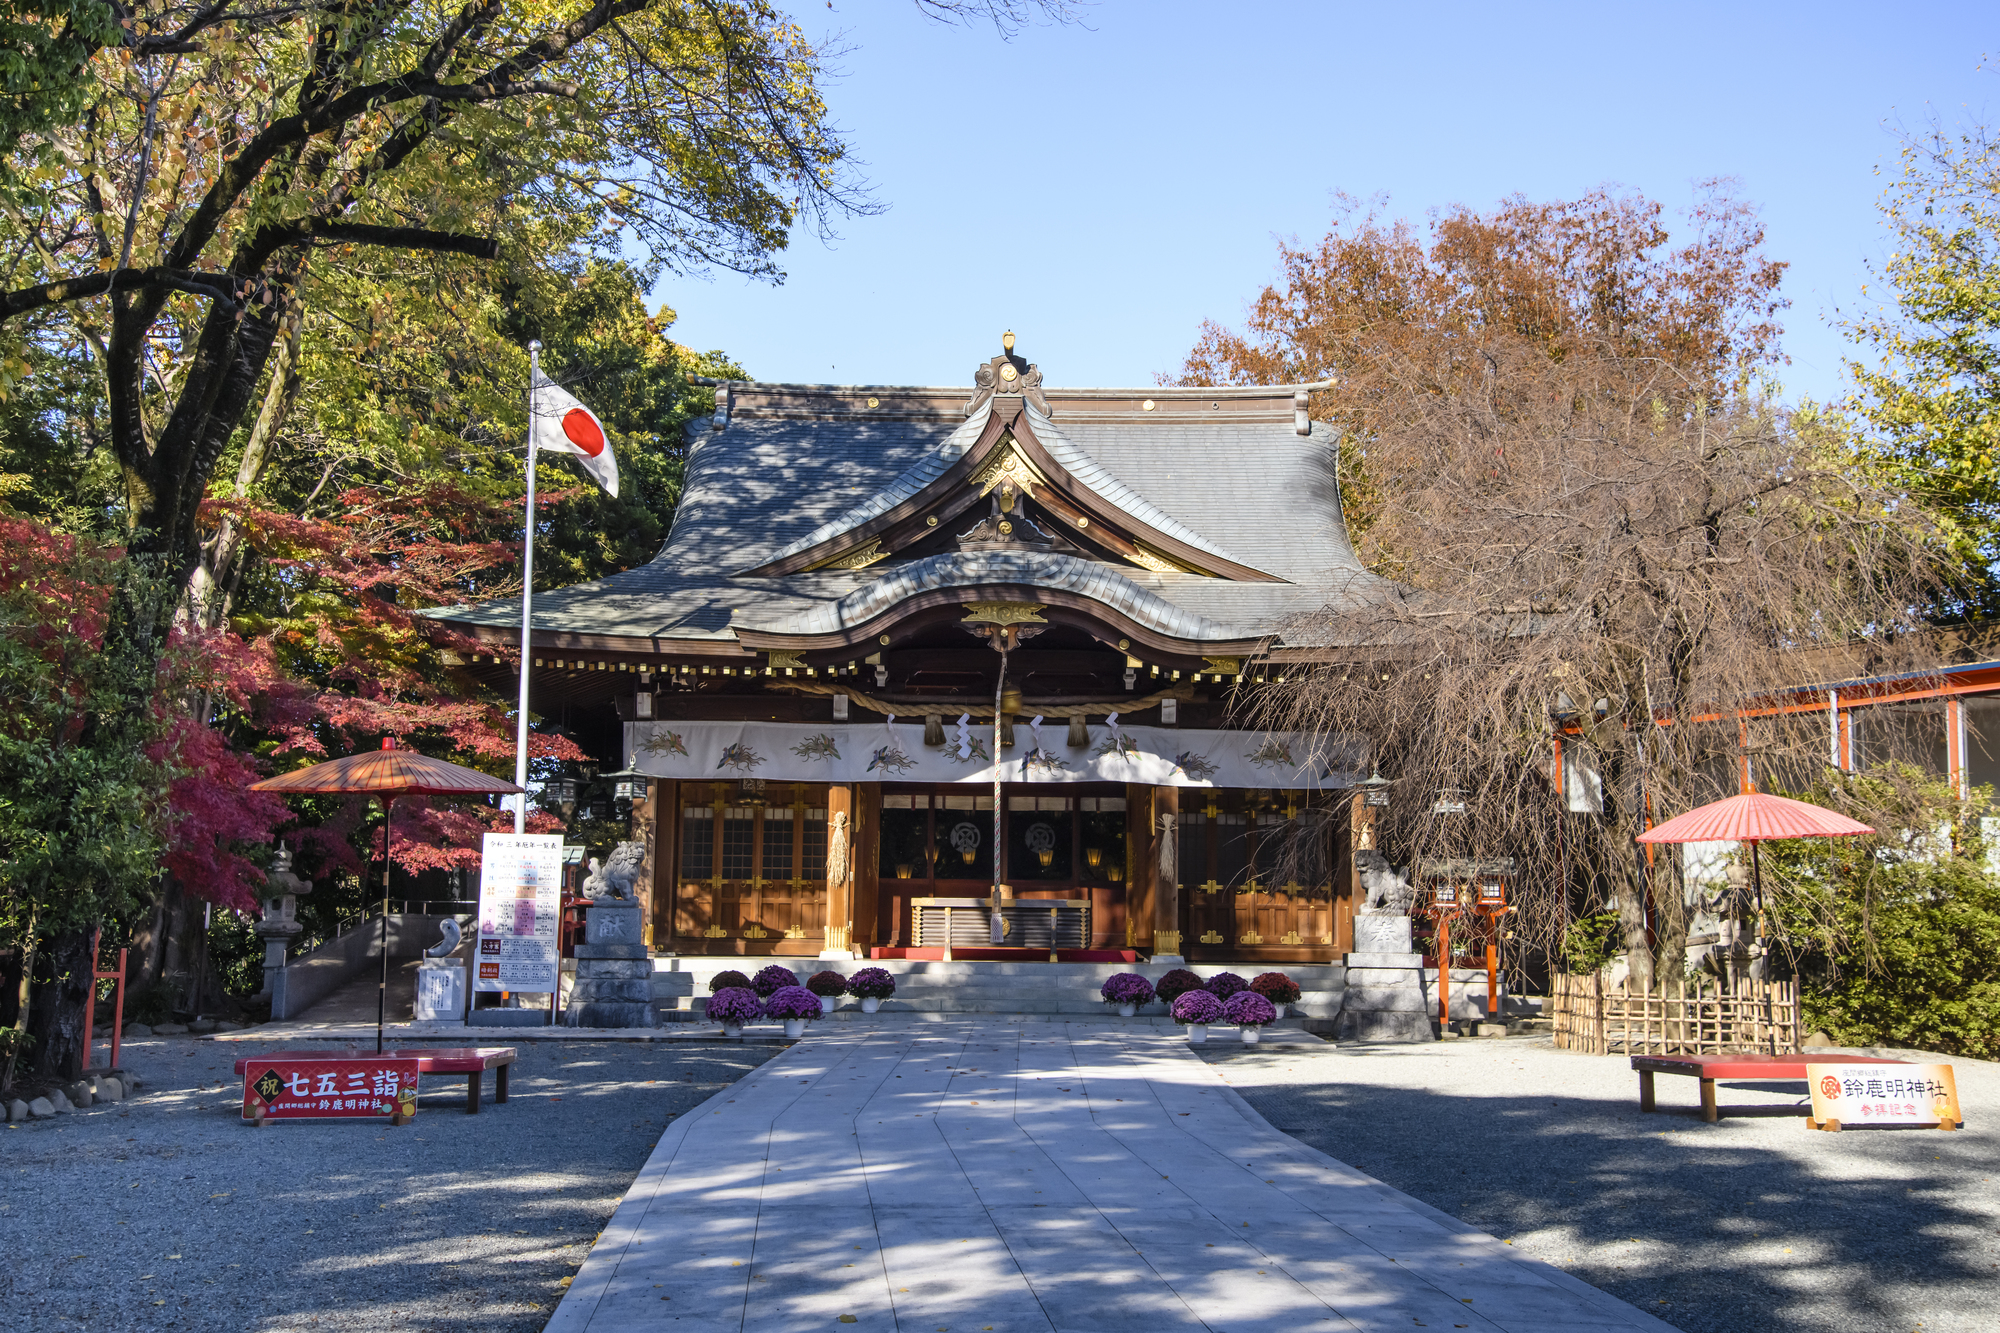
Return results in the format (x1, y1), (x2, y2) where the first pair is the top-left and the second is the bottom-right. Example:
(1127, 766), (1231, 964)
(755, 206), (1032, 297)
(961, 601), (1047, 627)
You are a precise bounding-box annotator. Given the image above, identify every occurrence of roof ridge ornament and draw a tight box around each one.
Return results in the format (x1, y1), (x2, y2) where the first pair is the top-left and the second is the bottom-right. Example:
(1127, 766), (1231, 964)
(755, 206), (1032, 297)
(966, 331), (1050, 417)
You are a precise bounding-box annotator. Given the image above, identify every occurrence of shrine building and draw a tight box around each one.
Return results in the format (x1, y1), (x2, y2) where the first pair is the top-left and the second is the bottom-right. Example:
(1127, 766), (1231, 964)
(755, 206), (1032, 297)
(428, 337), (1399, 967)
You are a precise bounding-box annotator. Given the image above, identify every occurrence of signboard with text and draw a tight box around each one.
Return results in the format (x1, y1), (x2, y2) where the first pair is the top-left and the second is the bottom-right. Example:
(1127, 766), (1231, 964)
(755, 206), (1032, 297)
(241, 1057), (419, 1121)
(1806, 1063), (1961, 1128)
(475, 832), (563, 993)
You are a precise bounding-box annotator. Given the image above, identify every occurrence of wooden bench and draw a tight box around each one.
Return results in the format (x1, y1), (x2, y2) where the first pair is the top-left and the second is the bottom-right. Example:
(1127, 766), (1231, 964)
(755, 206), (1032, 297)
(1632, 1052), (1906, 1123)
(235, 1047), (517, 1115)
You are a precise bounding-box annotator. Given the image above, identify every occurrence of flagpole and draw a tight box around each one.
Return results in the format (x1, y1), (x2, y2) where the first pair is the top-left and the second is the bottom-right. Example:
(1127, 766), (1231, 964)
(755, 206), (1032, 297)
(513, 339), (541, 833)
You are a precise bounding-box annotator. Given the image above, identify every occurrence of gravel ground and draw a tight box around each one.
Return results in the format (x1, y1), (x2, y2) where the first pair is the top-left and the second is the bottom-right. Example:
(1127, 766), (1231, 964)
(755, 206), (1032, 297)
(0, 1036), (777, 1332)
(1197, 1034), (2000, 1333)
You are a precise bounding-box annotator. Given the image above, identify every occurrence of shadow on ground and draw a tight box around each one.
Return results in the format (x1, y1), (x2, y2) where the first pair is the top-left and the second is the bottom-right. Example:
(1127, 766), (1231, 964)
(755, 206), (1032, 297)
(0, 1041), (778, 1333)
(1200, 1043), (2000, 1333)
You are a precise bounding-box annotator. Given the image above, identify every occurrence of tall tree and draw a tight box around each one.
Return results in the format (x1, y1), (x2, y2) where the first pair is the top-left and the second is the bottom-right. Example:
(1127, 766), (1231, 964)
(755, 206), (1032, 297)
(0, 0), (849, 1069)
(1179, 184), (1789, 554)
(0, 0), (857, 629)
(1178, 187), (1949, 991)
(1843, 116), (2000, 621)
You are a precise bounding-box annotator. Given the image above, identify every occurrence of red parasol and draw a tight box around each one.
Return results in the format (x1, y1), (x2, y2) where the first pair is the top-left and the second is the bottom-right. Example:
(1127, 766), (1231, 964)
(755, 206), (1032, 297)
(1636, 792), (1874, 845)
(251, 744), (523, 798)
(252, 740), (523, 1049)
(1636, 790), (1873, 1055)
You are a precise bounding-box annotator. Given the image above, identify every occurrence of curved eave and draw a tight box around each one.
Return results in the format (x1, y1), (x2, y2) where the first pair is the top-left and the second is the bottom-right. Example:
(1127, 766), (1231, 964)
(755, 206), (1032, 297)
(731, 585), (1269, 663)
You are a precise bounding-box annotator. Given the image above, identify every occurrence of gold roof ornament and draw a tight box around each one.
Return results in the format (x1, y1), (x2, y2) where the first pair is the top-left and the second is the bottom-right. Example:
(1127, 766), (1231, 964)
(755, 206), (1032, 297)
(806, 539), (889, 572)
(965, 335), (1048, 415)
(961, 601), (1047, 627)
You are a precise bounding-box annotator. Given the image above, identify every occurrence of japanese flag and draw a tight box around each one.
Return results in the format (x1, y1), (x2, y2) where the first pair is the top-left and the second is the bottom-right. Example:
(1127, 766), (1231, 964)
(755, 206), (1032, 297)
(531, 369), (618, 498)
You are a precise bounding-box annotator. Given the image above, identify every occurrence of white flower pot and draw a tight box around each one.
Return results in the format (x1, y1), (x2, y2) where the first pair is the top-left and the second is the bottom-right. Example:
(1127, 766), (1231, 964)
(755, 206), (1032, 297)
(1239, 1026), (1260, 1044)
(1186, 1024), (1208, 1044)
(784, 1018), (806, 1039)
(820, 994), (838, 1014)
(1118, 1003), (1137, 1018)
(722, 1021), (743, 1038)
(861, 996), (881, 1014)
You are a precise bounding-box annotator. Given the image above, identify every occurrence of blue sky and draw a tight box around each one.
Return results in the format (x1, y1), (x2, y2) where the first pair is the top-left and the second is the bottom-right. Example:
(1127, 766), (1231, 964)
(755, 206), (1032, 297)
(650, 1), (1996, 405)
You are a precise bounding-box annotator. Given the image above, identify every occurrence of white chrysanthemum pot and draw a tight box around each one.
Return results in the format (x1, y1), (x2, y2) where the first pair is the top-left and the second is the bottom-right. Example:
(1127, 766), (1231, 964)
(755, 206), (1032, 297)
(784, 1018), (807, 1039)
(1239, 1025), (1260, 1044)
(722, 1021), (743, 1038)
(820, 994), (838, 1015)
(1186, 1023), (1208, 1044)
(861, 996), (881, 1014)
(1118, 1003), (1137, 1018)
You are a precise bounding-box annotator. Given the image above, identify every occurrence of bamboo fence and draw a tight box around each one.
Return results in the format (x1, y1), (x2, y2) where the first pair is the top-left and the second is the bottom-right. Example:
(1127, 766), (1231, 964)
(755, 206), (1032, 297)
(1550, 972), (1801, 1056)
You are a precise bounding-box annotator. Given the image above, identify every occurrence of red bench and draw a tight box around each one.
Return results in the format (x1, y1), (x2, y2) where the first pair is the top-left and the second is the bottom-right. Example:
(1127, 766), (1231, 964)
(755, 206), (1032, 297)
(1633, 1052), (1907, 1123)
(235, 1047), (517, 1115)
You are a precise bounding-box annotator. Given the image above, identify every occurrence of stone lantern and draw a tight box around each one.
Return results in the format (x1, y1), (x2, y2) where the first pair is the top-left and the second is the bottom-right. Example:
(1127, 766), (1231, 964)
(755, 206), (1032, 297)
(255, 844), (312, 1019)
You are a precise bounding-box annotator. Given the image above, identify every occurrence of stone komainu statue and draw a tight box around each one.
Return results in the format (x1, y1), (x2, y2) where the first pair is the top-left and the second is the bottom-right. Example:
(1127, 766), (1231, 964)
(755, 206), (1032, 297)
(1353, 850), (1414, 916)
(582, 841), (646, 901)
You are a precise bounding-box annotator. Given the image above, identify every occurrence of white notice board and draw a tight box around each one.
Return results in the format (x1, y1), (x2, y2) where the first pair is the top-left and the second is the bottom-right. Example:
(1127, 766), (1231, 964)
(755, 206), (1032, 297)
(475, 833), (563, 993)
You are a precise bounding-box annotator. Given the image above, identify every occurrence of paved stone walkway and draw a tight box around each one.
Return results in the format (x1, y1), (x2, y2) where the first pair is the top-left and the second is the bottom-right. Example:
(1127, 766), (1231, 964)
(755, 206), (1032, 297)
(549, 1023), (1675, 1332)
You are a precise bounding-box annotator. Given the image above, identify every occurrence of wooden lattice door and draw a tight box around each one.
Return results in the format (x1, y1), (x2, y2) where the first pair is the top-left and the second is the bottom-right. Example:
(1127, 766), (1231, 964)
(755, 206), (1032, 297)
(674, 782), (828, 955)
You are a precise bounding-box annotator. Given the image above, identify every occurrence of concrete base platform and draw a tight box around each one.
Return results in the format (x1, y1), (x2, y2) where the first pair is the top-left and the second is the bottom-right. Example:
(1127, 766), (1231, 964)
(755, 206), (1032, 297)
(548, 1022), (1675, 1332)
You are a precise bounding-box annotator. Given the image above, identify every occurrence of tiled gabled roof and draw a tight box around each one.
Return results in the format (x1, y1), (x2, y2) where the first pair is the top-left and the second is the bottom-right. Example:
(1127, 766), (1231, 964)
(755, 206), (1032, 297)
(424, 381), (1396, 648)
(754, 397), (1269, 577)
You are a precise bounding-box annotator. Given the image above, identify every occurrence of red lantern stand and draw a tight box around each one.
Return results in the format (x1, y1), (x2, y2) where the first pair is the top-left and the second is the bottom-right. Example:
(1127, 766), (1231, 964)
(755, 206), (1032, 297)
(1474, 876), (1514, 1020)
(1416, 881), (1465, 1031)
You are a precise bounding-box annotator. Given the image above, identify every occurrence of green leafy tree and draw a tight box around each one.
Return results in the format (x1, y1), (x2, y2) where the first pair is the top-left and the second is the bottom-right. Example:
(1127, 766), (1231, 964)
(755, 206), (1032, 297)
(0, 518), (173, 1082)
(0, 0), (859, 631)
(1765, 764), (2000, 1060)
(1844, 116), (2000, 620)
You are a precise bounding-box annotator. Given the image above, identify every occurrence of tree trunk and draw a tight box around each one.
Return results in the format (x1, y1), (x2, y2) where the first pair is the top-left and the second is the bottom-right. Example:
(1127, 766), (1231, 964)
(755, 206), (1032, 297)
(1649, 856), (1692, 989)
(1594, 729), (1656, 992)
(27, 929), (93, 1080)
(185, 303), (303, 627)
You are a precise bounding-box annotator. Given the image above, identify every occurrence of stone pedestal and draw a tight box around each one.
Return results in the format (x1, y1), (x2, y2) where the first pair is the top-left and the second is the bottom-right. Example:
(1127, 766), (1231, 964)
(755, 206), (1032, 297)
(1335, 915), (1435, 1042)
(564, 900), (657, 1028)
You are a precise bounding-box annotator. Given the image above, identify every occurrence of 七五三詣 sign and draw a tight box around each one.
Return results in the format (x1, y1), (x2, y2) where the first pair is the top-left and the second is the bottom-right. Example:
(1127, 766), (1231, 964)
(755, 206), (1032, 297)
(242, 1057), (420, 1121)
(1806, 1063), (1962, 1131)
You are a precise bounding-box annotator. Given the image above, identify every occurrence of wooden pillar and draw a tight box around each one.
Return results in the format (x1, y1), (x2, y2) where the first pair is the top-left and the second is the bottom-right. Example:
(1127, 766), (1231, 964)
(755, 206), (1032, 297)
(824, 783), (856, 957)
(1153, 785), (1181, 957)
(1346, 790), (1376, 954)
(854, 783), (882, 950)
(646, 780), (677, 950)
(1333, 791), (1358, 955)
(1125, 784), (1156, 952)
(628, 781), (658, 949)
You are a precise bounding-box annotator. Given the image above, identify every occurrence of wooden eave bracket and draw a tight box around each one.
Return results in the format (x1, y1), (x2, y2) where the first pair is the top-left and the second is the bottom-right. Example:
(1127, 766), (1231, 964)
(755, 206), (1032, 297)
(737, 400), (1287, 583)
